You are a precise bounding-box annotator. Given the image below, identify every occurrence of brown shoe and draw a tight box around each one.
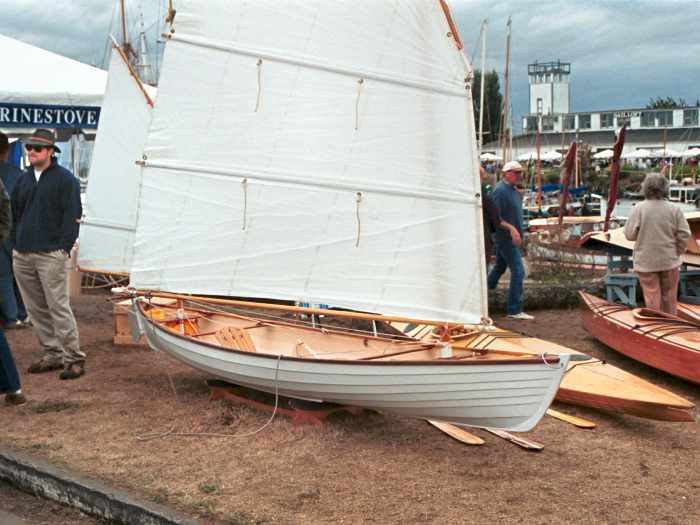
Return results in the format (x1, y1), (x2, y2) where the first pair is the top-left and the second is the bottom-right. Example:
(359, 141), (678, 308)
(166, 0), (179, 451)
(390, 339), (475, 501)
(59, 362), (85, 380)
(5, 392), (27, 406)
(28, 359), (63, 374)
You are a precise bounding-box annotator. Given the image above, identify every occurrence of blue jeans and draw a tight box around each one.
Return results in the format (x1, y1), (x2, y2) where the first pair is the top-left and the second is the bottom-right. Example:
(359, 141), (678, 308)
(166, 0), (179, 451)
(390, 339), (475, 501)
(487, 239), (525, 315)
(0, 329), (20, 394)
(0, 248), (27, 323)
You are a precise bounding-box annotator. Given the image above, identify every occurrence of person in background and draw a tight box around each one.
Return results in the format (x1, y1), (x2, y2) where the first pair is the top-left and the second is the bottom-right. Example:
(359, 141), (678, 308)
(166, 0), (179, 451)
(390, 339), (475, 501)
(624, 173), (690, 316)
(0, 132), (29, 329)
(480, 165), (521, 263)
(12, 129), (85, 380)
(487, 161), (533, 320)
(0, 162), (26, 405)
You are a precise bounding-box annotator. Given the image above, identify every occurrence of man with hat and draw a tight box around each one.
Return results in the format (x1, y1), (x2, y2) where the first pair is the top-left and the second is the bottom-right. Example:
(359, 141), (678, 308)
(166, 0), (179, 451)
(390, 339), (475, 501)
(486, 160), (533, 320)
(12, 129), (85, 379)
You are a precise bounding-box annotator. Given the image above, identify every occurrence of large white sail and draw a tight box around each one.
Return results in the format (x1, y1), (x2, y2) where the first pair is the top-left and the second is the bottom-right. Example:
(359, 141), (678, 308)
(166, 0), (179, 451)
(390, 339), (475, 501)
(130, 0), (487, 324)
(78, 46), (155, 274)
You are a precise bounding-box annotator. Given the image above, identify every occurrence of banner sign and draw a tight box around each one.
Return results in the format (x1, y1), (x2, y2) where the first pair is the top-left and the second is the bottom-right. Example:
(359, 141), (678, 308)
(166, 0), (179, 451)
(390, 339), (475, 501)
(614, 111), (640, 119)
(0, 102), (100, 129)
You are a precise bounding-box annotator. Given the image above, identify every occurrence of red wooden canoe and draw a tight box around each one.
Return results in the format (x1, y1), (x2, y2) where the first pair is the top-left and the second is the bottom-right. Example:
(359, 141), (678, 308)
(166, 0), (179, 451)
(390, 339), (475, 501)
(580, 291), (700, 385)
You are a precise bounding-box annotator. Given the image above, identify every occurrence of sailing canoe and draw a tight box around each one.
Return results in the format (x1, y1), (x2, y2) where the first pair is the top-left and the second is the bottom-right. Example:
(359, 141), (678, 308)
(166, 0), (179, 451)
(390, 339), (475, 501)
(133, 300), (571, 432)
(580, 291), (700, 386)
(394, 321), (695, 422)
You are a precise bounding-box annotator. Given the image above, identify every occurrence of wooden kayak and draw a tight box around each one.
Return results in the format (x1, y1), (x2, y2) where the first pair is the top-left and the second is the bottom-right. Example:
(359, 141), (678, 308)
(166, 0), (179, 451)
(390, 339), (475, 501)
(393, 321), (695, 422)
(580, 291), (700, 386)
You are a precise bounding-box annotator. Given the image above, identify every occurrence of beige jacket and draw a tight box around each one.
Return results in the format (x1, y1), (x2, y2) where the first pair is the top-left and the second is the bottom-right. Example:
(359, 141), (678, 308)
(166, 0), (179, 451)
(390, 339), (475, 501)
(623, 199), (690, 272)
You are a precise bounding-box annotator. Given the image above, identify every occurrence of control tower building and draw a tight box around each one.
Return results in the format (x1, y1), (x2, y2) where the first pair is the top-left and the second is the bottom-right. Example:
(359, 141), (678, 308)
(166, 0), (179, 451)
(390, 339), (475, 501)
(528, 60), (570, 116)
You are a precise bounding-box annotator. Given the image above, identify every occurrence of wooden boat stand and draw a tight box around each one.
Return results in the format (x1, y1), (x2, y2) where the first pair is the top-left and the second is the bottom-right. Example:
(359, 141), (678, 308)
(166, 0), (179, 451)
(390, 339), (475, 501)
(206, 379), (363, 426)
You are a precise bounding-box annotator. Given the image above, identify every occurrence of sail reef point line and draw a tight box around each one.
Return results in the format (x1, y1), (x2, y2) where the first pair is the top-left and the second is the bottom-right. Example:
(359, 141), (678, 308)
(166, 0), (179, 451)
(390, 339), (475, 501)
(167, 32), (469, 99)
(140, 159), (478, 205)
(81, 218), (136, 233)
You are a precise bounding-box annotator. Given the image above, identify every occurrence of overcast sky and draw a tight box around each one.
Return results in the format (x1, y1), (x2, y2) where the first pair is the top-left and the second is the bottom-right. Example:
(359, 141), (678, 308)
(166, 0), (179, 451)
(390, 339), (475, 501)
(1, 0), (698, 128)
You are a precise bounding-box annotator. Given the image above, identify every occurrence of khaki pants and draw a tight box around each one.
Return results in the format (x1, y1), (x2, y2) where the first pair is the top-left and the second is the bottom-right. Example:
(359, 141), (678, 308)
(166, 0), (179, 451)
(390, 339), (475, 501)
(13, 251), (84, 365)
(637, 267), (680, 316)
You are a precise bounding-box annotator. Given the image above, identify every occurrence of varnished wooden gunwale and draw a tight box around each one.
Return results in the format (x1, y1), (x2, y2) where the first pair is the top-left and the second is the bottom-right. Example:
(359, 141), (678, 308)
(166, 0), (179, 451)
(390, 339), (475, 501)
(137, 301), (561, 367)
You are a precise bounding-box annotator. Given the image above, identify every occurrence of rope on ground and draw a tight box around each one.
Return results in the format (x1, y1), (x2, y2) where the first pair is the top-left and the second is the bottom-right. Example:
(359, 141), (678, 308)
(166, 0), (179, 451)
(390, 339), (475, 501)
(135, 353), (283, 441)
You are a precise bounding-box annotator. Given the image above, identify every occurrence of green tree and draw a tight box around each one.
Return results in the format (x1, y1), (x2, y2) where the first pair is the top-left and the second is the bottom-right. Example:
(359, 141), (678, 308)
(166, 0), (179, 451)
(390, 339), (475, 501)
(473, 70), (503, 145)
(646, 96), (687, 109)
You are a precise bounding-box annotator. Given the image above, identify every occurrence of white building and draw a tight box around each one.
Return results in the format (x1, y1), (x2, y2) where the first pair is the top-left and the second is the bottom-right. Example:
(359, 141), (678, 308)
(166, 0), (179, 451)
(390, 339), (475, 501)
(483, 60), (700, 158)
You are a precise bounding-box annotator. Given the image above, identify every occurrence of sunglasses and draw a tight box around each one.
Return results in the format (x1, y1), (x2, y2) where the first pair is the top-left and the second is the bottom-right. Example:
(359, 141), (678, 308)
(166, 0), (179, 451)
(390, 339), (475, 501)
(25, 144), (50, 152)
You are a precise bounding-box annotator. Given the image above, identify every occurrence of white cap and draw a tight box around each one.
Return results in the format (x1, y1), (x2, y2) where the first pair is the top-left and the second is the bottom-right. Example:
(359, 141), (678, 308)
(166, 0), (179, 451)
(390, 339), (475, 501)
(502, 160), (523, 172)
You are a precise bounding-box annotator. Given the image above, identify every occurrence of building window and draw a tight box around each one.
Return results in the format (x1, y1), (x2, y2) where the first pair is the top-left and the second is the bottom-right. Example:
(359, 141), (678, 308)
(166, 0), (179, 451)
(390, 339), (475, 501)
(616, 116), (630, 127)
(542, 116), (555, 131)
(537, 98), (543, 114)
(657, 110), (673, 127)
(684, 109), (699, 126)
(563, 115), (576, 130)
(579, 114), (591, 129)
(600, 113), (614, 128)
(526, 116), (538, 132)
(641, 111), (655, 127)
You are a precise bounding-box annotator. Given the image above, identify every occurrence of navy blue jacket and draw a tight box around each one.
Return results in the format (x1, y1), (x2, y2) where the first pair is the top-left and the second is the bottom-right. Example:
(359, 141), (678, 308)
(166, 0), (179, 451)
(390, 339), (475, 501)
(490, 180), (523, 244)
(11, 158), (82, 254)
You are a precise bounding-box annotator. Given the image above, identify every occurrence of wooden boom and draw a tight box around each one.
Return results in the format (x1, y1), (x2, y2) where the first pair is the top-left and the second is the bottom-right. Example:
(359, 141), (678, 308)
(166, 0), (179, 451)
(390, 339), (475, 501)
(130, 289), (468, 329)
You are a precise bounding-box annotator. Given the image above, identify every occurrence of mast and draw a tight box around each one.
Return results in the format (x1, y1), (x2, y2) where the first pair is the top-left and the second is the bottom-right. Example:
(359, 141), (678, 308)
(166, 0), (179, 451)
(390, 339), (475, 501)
(119, 0), (134, 60)
(499, 17), (512, 163)
(477, 19), (487, 153)
(136, 12), (153, 85)
(535, 113), (542, 206)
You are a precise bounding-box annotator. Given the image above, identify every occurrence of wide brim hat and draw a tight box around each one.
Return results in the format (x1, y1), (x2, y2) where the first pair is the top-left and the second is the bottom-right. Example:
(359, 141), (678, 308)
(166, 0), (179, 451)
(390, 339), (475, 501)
(25, 129), (61, 153)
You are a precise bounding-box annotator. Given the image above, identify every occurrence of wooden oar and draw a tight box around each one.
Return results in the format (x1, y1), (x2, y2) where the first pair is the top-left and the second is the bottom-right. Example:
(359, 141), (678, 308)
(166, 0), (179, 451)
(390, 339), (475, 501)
(546, 408), (596, 429)
(428, 420), (484, 445)
(483, 428), (543, 451)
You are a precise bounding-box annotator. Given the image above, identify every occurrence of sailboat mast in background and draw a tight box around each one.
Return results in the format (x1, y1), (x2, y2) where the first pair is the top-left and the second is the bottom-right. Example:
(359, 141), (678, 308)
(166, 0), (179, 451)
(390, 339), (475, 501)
(499, 16), (512, 163)
(477, 19), (487, 153)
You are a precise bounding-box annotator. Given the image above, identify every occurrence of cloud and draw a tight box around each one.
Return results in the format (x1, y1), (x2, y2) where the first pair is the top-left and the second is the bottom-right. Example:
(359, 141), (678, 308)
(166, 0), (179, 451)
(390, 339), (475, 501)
(0, 0), (165, 68)
(1, 0), (697, 125)
(450, 0), (700, 124)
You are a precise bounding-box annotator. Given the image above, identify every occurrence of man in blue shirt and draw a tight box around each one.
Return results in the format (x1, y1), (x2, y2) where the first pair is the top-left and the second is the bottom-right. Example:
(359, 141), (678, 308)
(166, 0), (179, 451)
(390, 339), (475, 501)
(486, 161), (533, 320)
(12, 129), (84, 379)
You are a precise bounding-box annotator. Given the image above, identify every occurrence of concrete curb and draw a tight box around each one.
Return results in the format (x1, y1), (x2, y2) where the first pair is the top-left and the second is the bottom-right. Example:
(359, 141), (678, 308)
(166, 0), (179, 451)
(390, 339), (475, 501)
(0, 447), (201, 525)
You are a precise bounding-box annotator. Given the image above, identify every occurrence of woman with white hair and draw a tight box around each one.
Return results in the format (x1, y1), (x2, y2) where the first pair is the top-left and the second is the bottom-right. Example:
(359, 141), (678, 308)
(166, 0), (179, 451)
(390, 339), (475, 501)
(623, 173), (690, 315)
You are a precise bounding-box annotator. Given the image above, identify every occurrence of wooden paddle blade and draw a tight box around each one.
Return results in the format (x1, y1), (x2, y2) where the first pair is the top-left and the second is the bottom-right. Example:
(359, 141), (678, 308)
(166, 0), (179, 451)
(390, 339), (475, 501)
(547, 408), (596, 429)
(484, 428), (543, 451)
(428, 420), (484, 445)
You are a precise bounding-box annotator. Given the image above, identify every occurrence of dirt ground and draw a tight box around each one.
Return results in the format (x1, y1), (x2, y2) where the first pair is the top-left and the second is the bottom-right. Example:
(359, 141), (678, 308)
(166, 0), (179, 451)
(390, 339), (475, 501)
(1, 291), (698, 525)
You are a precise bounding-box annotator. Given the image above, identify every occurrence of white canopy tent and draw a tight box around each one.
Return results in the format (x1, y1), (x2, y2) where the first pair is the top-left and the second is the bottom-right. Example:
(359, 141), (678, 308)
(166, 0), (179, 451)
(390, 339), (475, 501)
(516, 151), (537, 162)
(593, 149), (614, 160)
(0, 34), (108, 176)
(651, 148), (682, 158)
(622, 148), (652, 160)
(681, 147), (700, 158)
(541, 151), (563, 162)
(0, 34), (106, 107)
(480, 152), (501, 162)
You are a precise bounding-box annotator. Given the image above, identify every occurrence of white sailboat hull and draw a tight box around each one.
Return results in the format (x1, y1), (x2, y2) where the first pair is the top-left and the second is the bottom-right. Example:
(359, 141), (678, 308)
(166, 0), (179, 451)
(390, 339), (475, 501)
(135, 305), (569, 431)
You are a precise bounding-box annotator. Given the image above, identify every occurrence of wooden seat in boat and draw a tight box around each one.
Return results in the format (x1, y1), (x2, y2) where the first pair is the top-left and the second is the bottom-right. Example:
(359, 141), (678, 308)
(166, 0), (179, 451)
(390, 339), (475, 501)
(215, 326), (257, 352)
